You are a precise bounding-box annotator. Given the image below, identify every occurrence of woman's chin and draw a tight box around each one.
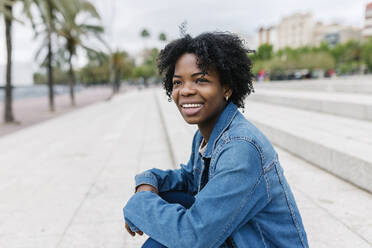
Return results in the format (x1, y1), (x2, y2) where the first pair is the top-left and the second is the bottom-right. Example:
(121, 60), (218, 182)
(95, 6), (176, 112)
(182, 116), (200, 125)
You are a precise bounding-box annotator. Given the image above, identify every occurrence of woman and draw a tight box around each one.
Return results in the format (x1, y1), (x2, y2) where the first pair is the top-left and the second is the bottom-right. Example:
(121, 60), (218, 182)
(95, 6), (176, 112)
(124, 32), (308, 248)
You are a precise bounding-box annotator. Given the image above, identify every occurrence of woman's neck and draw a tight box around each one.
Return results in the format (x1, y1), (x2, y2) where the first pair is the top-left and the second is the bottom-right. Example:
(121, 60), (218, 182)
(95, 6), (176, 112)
(198, 123), (214, 144)
(198, 107), (225, 143)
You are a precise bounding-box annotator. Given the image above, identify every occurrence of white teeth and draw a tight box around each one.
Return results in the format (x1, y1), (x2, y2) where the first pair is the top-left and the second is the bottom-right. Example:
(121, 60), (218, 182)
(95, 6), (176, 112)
(182, 103), (202, 108)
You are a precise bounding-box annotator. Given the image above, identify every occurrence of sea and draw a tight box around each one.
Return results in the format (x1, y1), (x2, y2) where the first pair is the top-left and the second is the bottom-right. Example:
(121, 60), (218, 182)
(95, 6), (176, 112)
(0, 85), (83, 101)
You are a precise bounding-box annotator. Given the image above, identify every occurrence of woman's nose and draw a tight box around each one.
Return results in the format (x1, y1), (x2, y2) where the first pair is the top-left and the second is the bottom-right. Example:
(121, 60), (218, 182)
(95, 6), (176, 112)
(180, 81), (196, 96)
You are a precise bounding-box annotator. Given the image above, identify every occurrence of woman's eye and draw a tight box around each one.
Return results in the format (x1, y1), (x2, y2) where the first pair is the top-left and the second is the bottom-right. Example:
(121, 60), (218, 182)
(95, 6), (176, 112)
(196, 78), (208, 83)
(172, 80), (182, 86)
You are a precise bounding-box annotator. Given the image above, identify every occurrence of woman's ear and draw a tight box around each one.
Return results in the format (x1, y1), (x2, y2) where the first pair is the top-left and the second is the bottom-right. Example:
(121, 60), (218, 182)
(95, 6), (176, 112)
(224, 87), (232, 99)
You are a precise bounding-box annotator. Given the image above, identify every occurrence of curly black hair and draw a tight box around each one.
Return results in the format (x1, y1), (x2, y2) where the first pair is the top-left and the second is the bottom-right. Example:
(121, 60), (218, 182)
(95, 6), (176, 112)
(157, 32), (254, 108)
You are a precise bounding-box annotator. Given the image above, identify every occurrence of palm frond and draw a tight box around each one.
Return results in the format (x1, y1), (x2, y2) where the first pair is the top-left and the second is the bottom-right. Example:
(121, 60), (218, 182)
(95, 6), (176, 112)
(80, 0), (100, 19)
(0, 0), (23, 23)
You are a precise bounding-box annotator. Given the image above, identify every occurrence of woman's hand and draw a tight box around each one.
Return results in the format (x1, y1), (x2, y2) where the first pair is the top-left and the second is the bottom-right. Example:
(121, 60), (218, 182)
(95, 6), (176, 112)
(136, 184), (159, 194)
(125, 184), (158, 237)
(125, 222), (143, 236)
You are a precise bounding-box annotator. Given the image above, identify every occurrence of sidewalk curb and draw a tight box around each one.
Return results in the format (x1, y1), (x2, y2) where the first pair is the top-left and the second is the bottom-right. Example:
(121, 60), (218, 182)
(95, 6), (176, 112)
(154, 91), (177, 168)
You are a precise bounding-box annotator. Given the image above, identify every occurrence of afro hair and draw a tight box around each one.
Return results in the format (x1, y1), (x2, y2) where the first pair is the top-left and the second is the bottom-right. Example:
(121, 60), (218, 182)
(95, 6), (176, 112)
(157, 32), (254, 108)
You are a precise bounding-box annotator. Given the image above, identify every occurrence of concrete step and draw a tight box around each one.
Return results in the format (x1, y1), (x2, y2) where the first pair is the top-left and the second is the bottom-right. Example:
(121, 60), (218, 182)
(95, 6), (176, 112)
(155, 90), (197, 166)
(244, 100), (372, 193)
(275, 146), (372, 247)
(254, 76), (372, 94)
(249, 89), (372, 121)
(155, 89), (372, 247)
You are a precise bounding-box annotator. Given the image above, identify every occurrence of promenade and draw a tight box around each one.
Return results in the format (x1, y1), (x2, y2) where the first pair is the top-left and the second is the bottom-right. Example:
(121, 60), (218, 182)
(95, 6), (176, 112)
(0, 79), (371, 247)
(0, 86), (118, 137)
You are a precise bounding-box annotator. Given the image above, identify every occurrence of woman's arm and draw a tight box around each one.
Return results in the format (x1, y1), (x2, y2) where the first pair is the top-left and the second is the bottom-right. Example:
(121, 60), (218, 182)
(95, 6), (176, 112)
(124, 139), (270, 248)
(134, 163), (195, 194)
(134, 132), (199, 194)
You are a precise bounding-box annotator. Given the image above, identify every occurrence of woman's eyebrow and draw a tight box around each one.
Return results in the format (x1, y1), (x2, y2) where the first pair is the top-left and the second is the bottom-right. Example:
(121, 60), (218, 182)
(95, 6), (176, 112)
(192, 72), (208, 77)
(173, 72), (208, 78)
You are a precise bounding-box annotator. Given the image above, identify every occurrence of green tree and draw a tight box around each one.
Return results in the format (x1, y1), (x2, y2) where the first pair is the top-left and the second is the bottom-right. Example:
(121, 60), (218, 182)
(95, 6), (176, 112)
(134, 48), (159, 87)
(255, 44), (274, 61)
(362, 38), (372, 72)
(251, 44), (336, 78)
(111, 50), (133, 93)
(56, 0), (103, 106)
(79, 50), (110, 85)
(140, 28), (150, 48)
(0, 0), (16, 122)
(159, 32), (167, 42)
(78, 50), (134, 90)
(141, 28), (150, 38)
(30, 0), (62, 111)
(3, 0), (64, 113)
(331, 40), (361, 74)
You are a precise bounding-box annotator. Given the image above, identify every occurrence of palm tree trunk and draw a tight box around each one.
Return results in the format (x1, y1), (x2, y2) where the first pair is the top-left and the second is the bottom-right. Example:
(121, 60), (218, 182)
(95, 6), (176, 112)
(68, 52), (76, 106)
(114, 68), (120, 94)
(47, 0), (55, 111)
(4, 3), (15, 123)
(109, 54), (115, 97)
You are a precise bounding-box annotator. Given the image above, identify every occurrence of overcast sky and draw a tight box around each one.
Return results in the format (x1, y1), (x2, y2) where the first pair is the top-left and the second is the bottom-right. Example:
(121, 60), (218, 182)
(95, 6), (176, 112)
(0, 0), (370, 66)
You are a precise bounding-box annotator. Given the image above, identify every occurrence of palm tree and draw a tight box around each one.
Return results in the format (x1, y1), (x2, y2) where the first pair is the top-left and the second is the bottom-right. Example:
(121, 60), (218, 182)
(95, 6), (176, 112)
(159, 32), (167, 43)
(30, 0), (60, 111)
(111, 50), (133, 94)
(56, 0), (103, 106)
(0, 0), (16, 123)
(140, 28), (150, 48)
(45, 0), (56, 111)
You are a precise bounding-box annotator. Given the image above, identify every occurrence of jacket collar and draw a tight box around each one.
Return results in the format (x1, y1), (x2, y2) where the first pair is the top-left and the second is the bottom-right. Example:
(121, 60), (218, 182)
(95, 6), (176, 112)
(200, 102), (238, 158)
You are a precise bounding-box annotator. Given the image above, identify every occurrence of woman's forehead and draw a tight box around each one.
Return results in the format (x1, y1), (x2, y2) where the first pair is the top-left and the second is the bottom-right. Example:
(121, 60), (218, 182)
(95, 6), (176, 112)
(174, 53), (216, 76)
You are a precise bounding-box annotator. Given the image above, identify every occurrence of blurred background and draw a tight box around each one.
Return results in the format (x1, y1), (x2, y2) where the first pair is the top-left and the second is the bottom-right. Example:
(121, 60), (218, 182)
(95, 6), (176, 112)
(0, 0), (372, 247)
(1, 0), (372, 119)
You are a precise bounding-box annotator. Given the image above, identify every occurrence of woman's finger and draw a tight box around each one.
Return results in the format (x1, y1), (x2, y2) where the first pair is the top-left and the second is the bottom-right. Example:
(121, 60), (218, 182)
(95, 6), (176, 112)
(136, 230), (143, 236)
(125, 222), (135, 236)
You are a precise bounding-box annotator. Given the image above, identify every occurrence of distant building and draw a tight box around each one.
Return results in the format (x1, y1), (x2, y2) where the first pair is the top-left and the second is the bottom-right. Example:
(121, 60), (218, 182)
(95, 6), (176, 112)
(313, 23), (362, 46)
(258, 12), (362, 50)
(258, 26), (278, 49)
(277, 13), (316, 49)
(363, 2), (372, 39)
(0, 62), (34, 87)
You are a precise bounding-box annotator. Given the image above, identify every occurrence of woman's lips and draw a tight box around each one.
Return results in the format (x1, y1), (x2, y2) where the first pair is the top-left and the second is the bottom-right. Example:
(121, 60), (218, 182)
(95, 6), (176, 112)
(180, 104), (203, 116)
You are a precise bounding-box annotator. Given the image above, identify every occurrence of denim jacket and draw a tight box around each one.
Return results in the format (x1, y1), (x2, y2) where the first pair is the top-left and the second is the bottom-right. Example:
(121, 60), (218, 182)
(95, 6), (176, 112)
(124, 102), (309, 248)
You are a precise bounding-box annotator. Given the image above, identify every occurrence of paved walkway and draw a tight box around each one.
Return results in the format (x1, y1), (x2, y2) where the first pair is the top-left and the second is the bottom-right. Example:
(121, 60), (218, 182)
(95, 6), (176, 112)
(0, 85), (133, 137)
(0, 88), (371, 247)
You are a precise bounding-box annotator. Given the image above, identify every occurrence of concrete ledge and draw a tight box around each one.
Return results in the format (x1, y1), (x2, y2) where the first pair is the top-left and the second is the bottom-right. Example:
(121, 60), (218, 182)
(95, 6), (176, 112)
(250, 89), (372, 121)
(244, 101), (372, 193)
(254, 77), (372, 94)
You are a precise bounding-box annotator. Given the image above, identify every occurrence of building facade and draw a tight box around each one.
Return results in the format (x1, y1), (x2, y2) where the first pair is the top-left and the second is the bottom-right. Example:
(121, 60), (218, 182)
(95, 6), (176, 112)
(258, 12), (362, 50)
(258, 26), (278, 49)
(313, 23), (362, 46)
(277, 13), (316, 49)
(363, 2), (372, 39)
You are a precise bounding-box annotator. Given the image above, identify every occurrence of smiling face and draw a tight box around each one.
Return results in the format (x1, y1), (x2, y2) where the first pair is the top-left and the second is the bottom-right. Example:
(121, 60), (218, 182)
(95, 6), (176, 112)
(172, 53), (231, 137)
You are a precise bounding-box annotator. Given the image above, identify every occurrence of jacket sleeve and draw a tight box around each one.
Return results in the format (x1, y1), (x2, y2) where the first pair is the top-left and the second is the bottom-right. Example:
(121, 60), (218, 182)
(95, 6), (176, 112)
(134, 132), (198, 194)
(124, 139), (270, 248)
